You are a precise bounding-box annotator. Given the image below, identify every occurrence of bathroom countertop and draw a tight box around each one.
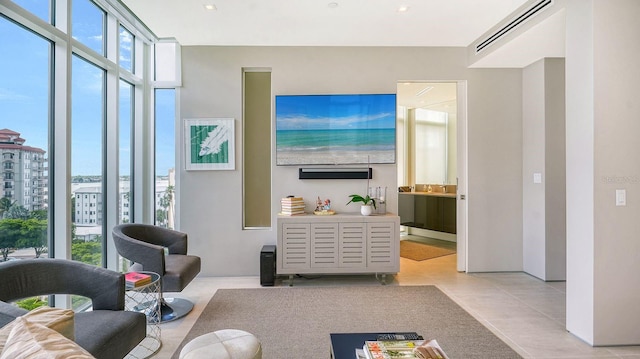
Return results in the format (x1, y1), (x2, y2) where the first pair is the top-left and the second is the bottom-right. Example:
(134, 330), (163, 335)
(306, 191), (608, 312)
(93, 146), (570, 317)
(398, 191), (457, 198)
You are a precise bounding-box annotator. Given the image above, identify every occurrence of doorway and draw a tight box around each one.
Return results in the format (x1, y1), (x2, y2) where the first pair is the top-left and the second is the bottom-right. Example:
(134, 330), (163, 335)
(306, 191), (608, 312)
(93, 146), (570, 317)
(396, 81), (467, 272)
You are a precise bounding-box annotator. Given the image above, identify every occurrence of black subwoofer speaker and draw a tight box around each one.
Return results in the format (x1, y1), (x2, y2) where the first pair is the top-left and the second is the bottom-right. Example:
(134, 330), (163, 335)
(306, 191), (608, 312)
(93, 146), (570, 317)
(260, 245), (276, 286)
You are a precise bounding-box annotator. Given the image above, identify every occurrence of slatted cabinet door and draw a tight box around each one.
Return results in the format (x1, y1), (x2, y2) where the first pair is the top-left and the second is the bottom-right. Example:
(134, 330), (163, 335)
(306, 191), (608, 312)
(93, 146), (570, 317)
(367, 222), (396, 268)
(281, 223), (310, 269)
(339, 223), (367, 267)
(311, 223), (339, 267)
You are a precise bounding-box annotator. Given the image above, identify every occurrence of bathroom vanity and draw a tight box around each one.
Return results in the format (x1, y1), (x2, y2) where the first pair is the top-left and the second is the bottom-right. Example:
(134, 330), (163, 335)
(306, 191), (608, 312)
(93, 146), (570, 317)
(398, 189), (457, 234)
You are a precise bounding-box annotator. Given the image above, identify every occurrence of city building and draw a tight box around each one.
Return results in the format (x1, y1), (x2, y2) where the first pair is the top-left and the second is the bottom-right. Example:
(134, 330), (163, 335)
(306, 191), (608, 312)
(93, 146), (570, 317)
(73, 185), (102, 227)
(0, 129), (47, 212)
(70, 175), (174, 240)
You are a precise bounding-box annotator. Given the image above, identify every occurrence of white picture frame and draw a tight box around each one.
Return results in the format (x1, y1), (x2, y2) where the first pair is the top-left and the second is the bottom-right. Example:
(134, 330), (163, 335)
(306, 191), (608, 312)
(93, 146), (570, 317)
(184, 118), (235, 170)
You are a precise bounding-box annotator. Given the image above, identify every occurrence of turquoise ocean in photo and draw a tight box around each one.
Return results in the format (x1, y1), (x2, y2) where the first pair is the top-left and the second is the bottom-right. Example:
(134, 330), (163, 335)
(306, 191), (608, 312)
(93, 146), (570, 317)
(276, 128), (395, 152)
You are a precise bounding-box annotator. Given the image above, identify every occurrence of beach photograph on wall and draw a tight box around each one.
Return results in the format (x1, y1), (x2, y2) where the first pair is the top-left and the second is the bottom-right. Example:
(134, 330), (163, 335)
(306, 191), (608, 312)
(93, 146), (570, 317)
(275, 93), (396, 165)
(184, 118), (235, 170)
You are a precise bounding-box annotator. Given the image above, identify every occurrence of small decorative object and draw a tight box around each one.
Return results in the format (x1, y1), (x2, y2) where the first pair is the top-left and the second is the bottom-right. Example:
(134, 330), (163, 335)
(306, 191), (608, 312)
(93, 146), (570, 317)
(314, 197), (335, 215)
(369, 186), (387, 214)
(346, 194), (376, 216)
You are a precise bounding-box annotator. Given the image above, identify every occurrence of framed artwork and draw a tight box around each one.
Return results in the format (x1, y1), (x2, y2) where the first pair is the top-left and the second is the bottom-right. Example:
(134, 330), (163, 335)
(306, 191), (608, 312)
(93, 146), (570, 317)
(184, 118), (235, 170)
(275, 94), (396, 165)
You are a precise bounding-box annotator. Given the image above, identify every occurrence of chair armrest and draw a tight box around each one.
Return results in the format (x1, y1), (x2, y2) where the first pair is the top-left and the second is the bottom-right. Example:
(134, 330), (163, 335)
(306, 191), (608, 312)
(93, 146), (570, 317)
(0, 259), (126, 311)
(112, 229), (166, 277)
(151, 227), (188, 255)
(113, 223), (188, 256)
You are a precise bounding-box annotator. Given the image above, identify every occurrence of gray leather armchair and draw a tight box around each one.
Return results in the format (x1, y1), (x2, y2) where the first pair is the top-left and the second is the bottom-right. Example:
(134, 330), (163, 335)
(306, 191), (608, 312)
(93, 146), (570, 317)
(112, 223), (201, 323)
(0, 258), (146, 359)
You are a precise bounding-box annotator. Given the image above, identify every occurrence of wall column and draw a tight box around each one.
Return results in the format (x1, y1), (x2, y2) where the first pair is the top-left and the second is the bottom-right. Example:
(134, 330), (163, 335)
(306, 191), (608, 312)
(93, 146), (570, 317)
(522, 58), (566, 281)
(566, 0), (640, 345)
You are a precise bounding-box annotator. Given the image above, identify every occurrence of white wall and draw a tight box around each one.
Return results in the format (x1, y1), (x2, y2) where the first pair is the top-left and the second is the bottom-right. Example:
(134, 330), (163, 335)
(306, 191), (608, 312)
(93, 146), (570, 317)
(522, 58), (566, 281)
(592, 0), (640, 345)
(466, 71), (524, 271)
(565, 0), (595, 344)
(543, 58), (566, 281)
(566, 0), (640, 345)
(523, 59), (547, 279)
(178, 46), (523, 276)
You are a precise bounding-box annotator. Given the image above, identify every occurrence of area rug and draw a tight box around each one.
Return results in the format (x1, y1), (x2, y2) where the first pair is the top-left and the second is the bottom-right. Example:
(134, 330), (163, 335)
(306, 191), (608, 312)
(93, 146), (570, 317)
(400, 240), (456, 261)
(172, 286), (521, 358)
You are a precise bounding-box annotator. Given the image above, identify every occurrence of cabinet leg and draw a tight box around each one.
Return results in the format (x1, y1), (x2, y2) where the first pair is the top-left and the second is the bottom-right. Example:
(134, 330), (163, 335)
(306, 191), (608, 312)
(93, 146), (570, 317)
(375, 273), (387, 285)
(288, 275), (294, 287)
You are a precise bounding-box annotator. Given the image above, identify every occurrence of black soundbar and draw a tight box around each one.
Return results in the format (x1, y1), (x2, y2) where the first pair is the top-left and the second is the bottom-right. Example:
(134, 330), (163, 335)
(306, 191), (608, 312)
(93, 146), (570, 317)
(298, 168), (372, 180)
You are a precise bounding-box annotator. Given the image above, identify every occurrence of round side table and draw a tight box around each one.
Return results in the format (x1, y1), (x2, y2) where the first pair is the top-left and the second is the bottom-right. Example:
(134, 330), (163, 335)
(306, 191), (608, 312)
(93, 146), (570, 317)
(124, 271), (162, 359)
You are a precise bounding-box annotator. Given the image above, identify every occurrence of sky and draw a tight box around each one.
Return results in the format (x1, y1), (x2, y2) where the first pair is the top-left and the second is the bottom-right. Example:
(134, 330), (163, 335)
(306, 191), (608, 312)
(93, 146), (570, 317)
(275, 94), (396, 131)
(0, 0), (175, 177)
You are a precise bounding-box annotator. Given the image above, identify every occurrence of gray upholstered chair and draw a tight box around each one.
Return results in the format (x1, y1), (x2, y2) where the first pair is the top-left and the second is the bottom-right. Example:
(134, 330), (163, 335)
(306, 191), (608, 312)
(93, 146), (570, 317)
(0, 258), (147, 359)
(112, 223), (201, 323)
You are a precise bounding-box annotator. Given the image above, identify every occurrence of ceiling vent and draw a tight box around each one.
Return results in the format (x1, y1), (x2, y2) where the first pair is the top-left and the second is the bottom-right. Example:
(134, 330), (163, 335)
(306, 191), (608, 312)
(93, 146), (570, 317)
(475, 0), (554, 53)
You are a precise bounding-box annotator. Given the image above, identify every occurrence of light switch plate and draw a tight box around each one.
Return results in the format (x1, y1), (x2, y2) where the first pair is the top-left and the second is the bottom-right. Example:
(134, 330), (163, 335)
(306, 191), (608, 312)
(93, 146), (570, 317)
(616, 189), (626, 206)
(533, 173), (542, 184)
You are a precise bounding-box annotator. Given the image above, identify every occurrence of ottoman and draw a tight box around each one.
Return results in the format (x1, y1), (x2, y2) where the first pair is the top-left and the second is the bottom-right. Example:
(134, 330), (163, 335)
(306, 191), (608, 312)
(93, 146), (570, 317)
(179, 329), (262, 359)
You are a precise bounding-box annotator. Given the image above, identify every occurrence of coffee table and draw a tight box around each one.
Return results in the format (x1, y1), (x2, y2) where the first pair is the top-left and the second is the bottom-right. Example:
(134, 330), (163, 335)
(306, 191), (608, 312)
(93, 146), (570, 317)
(330, 332), (422, 359)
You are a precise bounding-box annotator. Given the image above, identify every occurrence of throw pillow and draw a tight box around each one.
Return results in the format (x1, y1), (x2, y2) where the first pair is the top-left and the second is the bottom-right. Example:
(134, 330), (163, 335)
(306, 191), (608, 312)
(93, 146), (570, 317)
(0, 317), (94, 359)
(0, 306), (75, 353)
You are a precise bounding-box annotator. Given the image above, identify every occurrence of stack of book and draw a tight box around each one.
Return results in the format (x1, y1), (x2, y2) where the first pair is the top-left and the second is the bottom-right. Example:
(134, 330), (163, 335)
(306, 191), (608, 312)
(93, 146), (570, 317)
(125, 272), (152, 288)
(280, 197), (305, 215)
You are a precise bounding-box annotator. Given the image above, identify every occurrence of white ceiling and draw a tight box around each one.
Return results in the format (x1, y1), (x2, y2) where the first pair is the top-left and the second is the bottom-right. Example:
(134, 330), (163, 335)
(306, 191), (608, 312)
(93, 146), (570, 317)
(122, 0), (530, 47)
(122, 0), (565, 104)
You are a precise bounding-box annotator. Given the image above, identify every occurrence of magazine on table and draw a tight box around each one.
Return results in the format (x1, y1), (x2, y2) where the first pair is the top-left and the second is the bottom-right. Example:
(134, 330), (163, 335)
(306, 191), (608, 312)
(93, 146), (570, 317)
(360, 339), (449, 359)
(125, 272), (152, 287)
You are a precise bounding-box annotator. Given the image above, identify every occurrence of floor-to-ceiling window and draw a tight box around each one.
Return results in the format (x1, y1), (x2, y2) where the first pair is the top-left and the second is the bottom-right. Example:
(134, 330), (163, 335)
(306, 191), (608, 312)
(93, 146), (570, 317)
(119, 80), (133, 226)
(119, 25), (134, 74)
(10, 0), (50, 23)
(71, 55), (105, 266)
(155, 89), (175, 229)
(72, 0), (105, 56)
(0, 0), (161, 283)
(0, 16), (51, 264)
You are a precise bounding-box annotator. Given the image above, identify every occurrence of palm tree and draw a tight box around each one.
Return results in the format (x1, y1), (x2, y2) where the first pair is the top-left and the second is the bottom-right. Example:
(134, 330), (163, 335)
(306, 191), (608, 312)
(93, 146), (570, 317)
(0, 197), (16, 219)
(5, 204), (30, 220)
(157, 185), (174, 228)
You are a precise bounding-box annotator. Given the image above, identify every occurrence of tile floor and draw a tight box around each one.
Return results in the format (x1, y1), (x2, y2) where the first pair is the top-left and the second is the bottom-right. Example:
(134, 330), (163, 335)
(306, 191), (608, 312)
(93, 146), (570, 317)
(154, 238), (640, 359)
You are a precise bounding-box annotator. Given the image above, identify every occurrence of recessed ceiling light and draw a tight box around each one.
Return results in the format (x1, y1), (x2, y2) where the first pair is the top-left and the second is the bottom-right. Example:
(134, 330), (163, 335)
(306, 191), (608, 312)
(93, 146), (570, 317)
(203, 4), (216, 11)
(398, 5), (409, 12)
(328, 2), (339, 8)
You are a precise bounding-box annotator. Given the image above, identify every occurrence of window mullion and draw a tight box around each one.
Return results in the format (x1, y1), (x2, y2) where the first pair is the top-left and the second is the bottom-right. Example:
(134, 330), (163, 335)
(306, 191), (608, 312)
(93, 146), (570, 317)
(103, 7), (119, 270)
(50, 0), (72, 261)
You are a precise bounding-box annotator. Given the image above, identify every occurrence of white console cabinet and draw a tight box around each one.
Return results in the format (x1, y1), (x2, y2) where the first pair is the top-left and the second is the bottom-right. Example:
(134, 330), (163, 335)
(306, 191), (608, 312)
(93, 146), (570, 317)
(277, 213), (400, 283)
